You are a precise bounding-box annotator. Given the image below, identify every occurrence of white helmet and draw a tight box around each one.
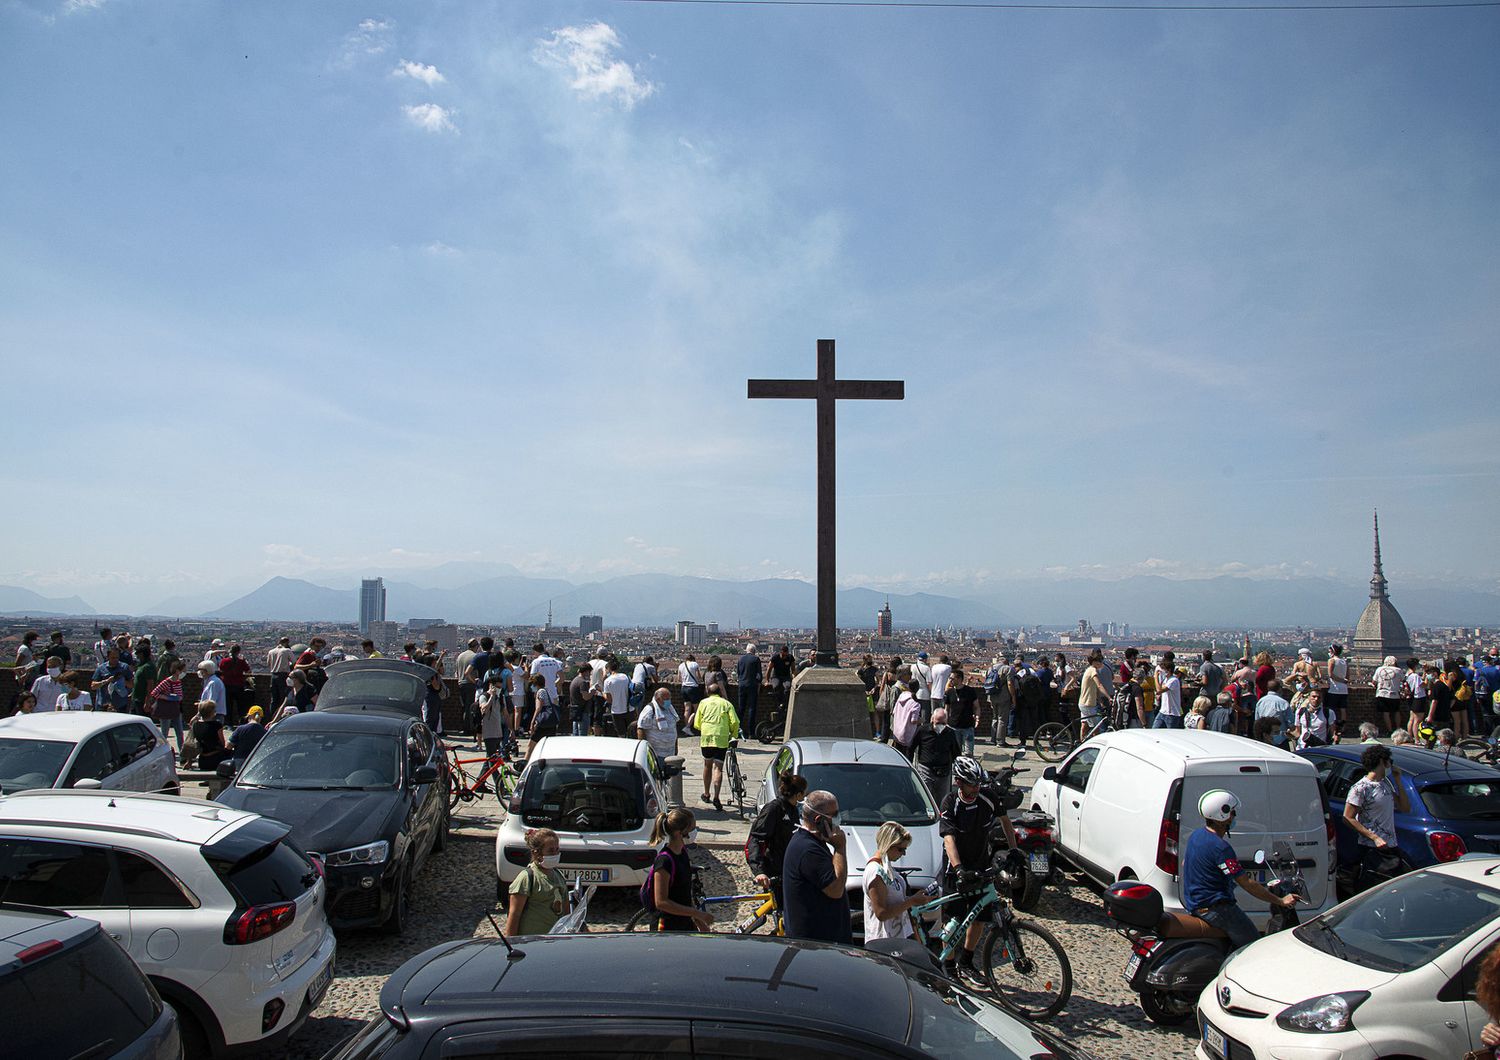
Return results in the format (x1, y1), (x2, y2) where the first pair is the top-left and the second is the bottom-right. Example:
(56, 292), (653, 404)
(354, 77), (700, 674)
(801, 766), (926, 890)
(1199, 789), (1240, 823)
(952, 756), (986, 786)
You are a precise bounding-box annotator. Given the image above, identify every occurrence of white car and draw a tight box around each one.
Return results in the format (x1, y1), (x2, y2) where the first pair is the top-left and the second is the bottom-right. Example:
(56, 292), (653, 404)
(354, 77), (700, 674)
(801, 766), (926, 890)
(0, 711), (178, 796)
(1197, 855), (1500, 1060)
(496, 735), (671, 892)
(758, 739), (944, 904)
(0, 788), (336, 1057)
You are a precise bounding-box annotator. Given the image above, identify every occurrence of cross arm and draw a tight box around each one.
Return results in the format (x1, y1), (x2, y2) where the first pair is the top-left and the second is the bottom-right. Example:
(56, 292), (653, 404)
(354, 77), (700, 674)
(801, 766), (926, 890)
(833, 380), (904, 400)
(747, 380), (817, 399)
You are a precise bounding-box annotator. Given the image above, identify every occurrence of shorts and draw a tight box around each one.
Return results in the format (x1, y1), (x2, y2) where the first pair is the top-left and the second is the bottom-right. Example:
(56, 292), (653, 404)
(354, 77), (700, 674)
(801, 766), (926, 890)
(684, 685), (706, 705)
(702, 745), (727, 762)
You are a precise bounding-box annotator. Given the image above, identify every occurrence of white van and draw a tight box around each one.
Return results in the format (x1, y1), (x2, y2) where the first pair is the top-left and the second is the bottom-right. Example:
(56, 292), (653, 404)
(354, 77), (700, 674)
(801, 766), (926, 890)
(1028, 730), (1337, 925)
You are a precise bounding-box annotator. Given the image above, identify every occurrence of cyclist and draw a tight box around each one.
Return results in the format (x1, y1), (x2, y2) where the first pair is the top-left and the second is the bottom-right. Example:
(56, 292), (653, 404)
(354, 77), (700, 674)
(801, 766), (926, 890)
(937, 756), (1016, 983)
(1180, 790), (1298, 949)
(747, 772), (808, 905)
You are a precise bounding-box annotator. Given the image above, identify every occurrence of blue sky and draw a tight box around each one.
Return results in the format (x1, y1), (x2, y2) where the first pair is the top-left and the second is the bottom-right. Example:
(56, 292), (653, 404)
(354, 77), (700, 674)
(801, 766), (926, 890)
(2, 0), (1497, 613)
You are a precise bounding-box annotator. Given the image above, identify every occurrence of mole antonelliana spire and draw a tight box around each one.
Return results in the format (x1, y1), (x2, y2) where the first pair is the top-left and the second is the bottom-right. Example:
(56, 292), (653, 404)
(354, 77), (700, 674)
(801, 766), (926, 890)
(1351, 509), (1413, 673)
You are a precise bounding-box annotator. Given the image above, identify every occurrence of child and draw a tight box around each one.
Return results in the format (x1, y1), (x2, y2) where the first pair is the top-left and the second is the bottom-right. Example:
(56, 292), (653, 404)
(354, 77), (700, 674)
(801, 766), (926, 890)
(1185, 695), (1211, 730)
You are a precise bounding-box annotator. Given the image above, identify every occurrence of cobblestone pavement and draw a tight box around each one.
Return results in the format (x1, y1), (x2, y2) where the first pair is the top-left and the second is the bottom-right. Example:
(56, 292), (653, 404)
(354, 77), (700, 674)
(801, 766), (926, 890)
(257, 735), (1201, 1060)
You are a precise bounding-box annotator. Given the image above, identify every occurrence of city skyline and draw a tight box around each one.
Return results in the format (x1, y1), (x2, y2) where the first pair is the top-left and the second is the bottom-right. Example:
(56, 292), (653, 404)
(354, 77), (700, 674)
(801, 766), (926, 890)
(3, 3), (1496, 610)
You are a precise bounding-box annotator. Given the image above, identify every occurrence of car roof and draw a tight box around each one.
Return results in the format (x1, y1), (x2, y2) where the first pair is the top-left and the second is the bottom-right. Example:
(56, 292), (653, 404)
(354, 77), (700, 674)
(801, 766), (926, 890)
(0, 905), (97, 970)
(0, 789), (263, 847)
(1083, 729), (1315, 768)
(268, 710), (412, 735)
(531, 735), (646, 764)
(786, 738), (911, 767)
(1300, 744), (1500, 780)
(0, 712), (154, 742)
(1420, 853), (1500, 885)
(384, 934), (914, 1042)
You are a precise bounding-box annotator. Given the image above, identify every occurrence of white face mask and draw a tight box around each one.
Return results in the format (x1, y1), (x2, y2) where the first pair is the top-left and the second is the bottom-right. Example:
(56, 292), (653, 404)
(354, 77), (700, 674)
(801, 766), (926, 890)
(686, 829), (699, 844)
(934, 723), (948, 733)
(47, 667), (61, 678)
(540, 853), (561, 869)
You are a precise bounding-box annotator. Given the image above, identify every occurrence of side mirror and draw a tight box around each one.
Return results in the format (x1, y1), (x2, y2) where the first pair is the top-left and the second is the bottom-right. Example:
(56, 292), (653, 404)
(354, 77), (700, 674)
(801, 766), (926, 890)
(217, 761), (239, 780)
(412, 764), (439, 785)
(1253, 850), (1267, 865)
(1041, 767), (1057, 782)
(72, 778), (103, 790)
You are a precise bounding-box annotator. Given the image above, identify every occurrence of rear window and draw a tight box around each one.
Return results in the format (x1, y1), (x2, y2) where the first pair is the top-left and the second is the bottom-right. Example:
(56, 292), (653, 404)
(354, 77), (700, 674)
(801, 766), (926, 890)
(319, 670), (426, 713)
(522, 762), (646, 832)
(0, 929), (158, 1055)
(1419, 781), (1500, 821)
(210, 837), (317, 905)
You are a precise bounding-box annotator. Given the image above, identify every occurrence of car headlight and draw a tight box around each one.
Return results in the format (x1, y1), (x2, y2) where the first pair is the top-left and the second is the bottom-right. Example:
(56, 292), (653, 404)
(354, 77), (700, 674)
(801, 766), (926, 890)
(322, 840), (389, 867)
(1275, 991), (1369, 1033)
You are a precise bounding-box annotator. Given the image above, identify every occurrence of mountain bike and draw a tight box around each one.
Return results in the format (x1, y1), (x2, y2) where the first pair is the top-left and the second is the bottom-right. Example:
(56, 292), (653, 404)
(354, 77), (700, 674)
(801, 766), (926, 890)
(624, 866), (784, 935)
(446, 744), (520, 810)
(907, 862), (1072, 1020)
(724, 739), (749, 818)
(1032, 702), (1128, 762)
(1457, 727), (1500, 765)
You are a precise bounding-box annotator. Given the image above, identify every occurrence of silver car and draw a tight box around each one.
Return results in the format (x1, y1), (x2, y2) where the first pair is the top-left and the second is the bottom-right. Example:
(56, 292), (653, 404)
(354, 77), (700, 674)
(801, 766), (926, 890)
(0, 712), (179, 796)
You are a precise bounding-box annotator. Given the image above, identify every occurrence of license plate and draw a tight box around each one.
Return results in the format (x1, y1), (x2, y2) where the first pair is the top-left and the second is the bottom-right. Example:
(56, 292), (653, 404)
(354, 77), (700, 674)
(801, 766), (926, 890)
(1029, 852), (1050, 874)
(1124, 953), (1141, 981)
(1202, 1020), (1227, 1059)
(561, 868), (609, 884)
(307, 961), (333, 1009)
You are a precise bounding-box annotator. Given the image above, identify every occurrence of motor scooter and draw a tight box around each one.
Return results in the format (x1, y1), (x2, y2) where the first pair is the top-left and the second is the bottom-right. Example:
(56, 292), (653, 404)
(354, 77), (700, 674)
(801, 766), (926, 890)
(1104, 840), (1307, 1026)
(983, 763), (1056, 913)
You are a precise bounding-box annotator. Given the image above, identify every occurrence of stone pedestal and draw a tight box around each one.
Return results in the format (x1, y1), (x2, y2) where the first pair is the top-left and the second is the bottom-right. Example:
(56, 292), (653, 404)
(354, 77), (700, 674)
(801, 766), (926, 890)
(786, 666), (871, 740)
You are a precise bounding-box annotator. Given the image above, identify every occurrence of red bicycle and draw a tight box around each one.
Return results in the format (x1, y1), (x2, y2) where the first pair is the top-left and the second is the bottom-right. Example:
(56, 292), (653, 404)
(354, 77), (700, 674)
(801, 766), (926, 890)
(445, 743), (520, 811)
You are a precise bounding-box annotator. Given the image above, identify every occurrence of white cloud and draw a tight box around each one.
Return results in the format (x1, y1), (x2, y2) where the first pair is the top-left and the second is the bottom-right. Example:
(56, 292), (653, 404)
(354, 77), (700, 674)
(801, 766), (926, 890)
(63, 0), (108, 13)
(393, 59), (446, 86)
(535, 22), (656, 109)
(422, 241), (462, 257)
(335, 18), (393, 68)
(402, 103), (456, 134)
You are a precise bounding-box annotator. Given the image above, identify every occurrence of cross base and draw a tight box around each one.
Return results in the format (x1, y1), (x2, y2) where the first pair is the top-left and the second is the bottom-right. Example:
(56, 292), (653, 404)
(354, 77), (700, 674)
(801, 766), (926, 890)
(785, 666), (870, 740)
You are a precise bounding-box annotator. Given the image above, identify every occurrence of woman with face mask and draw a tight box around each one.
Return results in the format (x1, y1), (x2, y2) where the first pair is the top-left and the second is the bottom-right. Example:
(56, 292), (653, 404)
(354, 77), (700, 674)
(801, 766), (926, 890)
(646, 808), (713, 932)
(505, 827), (570, 937)
(863, 822), (926, 941)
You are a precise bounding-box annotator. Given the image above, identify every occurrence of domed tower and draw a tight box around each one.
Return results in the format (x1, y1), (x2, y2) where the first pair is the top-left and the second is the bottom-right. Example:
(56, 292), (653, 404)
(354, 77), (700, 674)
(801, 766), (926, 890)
(1351, 511), (1413, 674)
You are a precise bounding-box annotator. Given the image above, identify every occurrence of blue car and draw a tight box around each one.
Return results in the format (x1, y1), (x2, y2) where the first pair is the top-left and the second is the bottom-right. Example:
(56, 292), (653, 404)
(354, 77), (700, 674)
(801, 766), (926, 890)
(1299, 744), (1500, 875)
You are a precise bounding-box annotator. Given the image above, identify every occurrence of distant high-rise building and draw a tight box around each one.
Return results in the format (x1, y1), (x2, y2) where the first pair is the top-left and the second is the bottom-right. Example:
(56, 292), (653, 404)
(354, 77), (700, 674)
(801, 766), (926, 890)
(706, 622), (719, 636)
(359, 578), (386, 636)
(420, 624), (460, 652)
(675, 620), (693, 645)
(368, 620), (400, 650)
(876, 599), (893, 637)
(579, 615), (604, 636)
(1351, 510), (1413, 673)
(684, 624), (707, 647)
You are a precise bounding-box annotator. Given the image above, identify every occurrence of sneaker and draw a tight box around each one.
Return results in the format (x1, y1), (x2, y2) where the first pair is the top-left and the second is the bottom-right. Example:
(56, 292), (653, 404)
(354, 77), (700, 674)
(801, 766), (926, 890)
(957, 959), (986, 986)
(942, 961), (959, 979)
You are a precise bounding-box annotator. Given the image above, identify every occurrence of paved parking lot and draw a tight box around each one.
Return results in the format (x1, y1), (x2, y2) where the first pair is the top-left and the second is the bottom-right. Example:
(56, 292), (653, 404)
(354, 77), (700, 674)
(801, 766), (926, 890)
(208, 735), (1202, 1059)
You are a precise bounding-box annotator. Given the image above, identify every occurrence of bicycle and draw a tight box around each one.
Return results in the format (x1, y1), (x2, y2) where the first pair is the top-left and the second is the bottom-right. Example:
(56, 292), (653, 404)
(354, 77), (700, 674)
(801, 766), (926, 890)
(624, 866), (784, 935)
(723, 738), (749, 818)
(907, 862), (1072, 1020)
(445, 743), (520, 811)
(1031, 701), (1130, 762)
(1457, 727), (1500, 765)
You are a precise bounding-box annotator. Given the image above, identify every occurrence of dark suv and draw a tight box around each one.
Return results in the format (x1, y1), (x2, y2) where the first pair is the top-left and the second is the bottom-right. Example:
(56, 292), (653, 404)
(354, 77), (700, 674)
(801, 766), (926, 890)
(325, 933), (1096, 1059)
(0, 902), (180, 1058)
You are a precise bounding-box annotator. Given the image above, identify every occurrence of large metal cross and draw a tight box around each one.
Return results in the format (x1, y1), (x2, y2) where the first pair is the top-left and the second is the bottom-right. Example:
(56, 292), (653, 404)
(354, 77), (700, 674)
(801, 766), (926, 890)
(748, 339), (904, 666)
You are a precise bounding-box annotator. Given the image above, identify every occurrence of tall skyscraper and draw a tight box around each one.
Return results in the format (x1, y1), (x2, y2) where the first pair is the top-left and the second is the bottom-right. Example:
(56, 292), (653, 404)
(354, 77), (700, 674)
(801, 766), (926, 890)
(359, 578), (386, 636)
(876, 599), (893, 637)
(579, 615), (604, 636)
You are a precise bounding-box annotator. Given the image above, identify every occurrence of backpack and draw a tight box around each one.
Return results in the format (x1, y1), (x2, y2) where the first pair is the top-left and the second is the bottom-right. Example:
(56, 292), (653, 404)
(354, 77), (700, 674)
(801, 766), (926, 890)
(983, 665), (1003, 694)
(1112, 682), (1136, 722)
(1016, 667), (1044, 706)
(639, 848), (676, 914)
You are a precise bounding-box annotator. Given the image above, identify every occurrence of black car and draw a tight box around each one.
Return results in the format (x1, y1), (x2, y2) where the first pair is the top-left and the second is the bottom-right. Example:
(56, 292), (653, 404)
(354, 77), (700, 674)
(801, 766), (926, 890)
(215, 704), (448, 934)
(1, 901), (180, 1059)
(324, 933), (1097, 1059)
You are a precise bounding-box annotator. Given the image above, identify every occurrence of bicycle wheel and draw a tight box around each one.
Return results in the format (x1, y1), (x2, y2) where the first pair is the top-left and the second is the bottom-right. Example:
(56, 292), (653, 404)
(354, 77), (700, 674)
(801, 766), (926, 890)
(493, 764), (518, 802)
(1031, 723), (1074, 762)
(1457, 737), (1491, 760)
(982, 919), (1072, 1021)
(447, 767), (472, 812)
(624, 907), (654, 932)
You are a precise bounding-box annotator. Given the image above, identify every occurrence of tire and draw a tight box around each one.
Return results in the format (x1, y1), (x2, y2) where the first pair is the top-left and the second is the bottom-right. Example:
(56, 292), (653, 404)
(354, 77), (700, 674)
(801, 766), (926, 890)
(1031, 723), (1074, 762)
(1457, 737), (1491, 760)
(756, 720), (782, 745)
(447, 777), (466, 813)
(1139, 985), (1194, 1026)
(166, 1000), (211, 1060)
(982, 919), (1072, 1021)
(384, 871), (411, 936)
(433, 804), (450, 853)
(1011, 864), (1044, 913)
(624, 907), (653, 932)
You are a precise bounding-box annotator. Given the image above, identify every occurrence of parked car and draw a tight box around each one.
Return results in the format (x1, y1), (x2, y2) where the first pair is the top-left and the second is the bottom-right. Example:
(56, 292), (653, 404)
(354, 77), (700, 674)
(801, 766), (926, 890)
(1028, 730), (1337, 926)
(1197, 854), (1500, 1060)
(0, 711), (178, 795)
(1299, 743), (1500, 877)
(316, 657), (435, 716)
(758, 738), (943, 905)
(0, 788), (334, 1058)
(215, 708), (449, 933)
(324, 932), (1100, 1059)
(0, 902), (181, 1059)
(495, 735), (670, 893)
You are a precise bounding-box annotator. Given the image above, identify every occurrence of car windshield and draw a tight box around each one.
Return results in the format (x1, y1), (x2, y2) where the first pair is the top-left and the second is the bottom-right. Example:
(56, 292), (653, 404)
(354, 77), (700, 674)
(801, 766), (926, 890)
(0, 738), (73, 795)
(798, 763), (936, 826)
(521, 761), (645, 833)
(236, 729), (401, 790)
(1297, 870), (1500, 972)
(1420, 780), (1500, 820)
(318, 670), (427, 714)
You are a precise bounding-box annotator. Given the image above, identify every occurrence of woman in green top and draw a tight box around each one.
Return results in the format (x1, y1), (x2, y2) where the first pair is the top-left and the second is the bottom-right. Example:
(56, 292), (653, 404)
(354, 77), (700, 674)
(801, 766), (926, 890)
(505, 827), (570, 937)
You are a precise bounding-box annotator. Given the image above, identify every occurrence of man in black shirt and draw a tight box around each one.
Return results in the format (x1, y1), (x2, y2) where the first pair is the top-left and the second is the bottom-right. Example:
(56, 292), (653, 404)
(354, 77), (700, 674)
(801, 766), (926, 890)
(736, 645), (763, 737)
(782, 790), (852, 945)
(768, 648), (794, 714)
(938, 757), (1015, 982)
(947, 669), (980, 757)
(912, 708), (962, 806)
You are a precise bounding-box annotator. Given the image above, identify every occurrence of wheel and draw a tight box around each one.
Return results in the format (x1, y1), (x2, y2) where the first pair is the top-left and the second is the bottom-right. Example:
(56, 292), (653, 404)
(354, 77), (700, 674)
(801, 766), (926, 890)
(383, 871), (411, 935)
(1011, 864), (1044, 913)
(1031, 723), (1073, 762)
(756, 719), (781, 745)
(447, 772), (468, 813)
(1139, 985), (1194, 1025)
(495, 766), (518, 802)
(433, 803), (450, 853)
(1457, 737), (1491, 760)
(624, 907), (653, 931)
(982, 919), (1072, 1021)
(165, 1000), (211, 1060)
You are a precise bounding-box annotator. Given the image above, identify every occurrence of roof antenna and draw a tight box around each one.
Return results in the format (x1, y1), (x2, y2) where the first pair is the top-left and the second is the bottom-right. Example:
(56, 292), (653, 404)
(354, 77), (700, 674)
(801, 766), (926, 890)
(484, 912), (526, 961)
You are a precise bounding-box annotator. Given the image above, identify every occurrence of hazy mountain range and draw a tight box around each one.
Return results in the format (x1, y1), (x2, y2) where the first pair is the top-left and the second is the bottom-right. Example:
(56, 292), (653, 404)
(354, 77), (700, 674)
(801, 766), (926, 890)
(4, 567), (1498, 628)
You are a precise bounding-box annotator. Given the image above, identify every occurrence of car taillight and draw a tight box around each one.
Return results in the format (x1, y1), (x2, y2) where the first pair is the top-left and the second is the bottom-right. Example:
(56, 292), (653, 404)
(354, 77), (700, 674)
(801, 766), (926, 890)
(16, 940), (63, 963)
(1326, 814), (1337, 850)
(1156, 817), (1179, 875)
(1429, 832), (1467, 862)
(225, 902), (297, 945)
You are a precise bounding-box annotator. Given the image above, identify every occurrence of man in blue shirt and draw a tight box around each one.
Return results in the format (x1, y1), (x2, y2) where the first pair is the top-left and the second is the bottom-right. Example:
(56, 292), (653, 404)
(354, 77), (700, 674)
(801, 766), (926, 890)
(1475, 654), (1500, 731)
(90, 648), (134, 711)
(736, 646), (763, 737)
(1181, 789), (1298, 949)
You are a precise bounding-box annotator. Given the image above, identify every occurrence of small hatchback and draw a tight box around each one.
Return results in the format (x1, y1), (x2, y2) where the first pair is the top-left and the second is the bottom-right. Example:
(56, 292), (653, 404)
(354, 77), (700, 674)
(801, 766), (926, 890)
(495, 736), (670, 892)
(0, 711), (178, 795)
